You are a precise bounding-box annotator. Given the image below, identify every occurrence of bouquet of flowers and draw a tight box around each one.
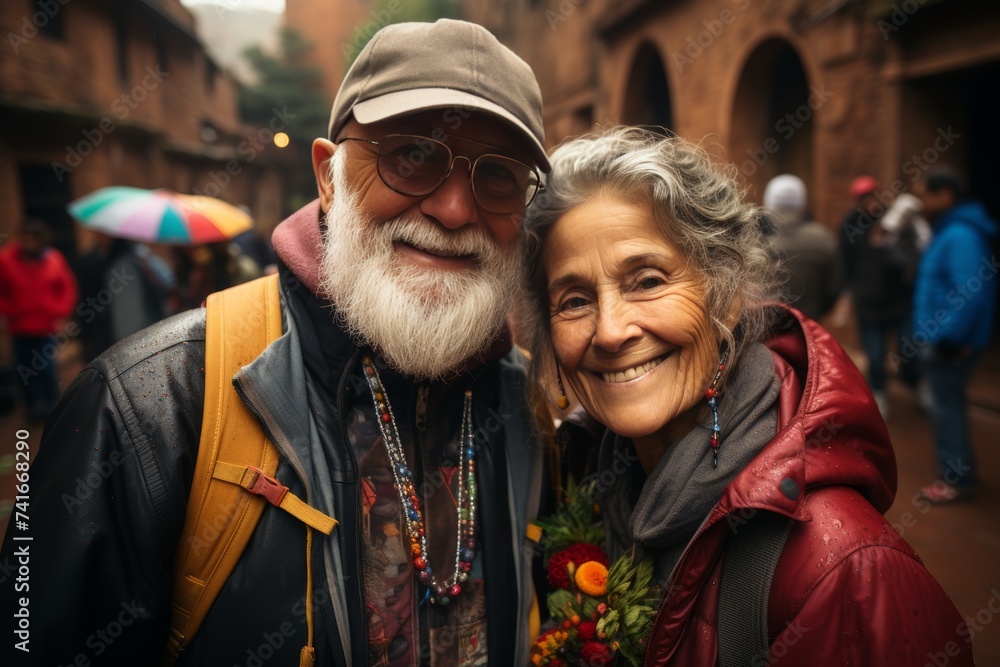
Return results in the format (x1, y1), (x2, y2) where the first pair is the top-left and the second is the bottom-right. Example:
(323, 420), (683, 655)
(530, 478), (659, 666)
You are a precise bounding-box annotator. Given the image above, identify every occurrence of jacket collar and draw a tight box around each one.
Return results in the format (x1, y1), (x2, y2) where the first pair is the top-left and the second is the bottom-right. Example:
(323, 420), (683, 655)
(272, 199), (325, 295)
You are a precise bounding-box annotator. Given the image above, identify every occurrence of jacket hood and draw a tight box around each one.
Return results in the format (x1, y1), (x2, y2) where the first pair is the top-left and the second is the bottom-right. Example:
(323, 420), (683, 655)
(713, 307), (896, 522)
(936, 201), (998, 240)
(272, 199), (325, 294)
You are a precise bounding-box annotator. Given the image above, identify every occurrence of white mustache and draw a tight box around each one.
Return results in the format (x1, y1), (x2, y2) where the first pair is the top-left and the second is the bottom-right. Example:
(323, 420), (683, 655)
(380, 217), (495, 261)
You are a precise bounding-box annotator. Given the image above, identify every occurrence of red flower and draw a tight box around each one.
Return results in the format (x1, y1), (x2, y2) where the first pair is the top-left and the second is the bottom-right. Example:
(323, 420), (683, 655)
(546, 543), (609, 589)
(549, 659), (566, 667)
(581, 640), (614, 666)
(577, 621), (597, 641)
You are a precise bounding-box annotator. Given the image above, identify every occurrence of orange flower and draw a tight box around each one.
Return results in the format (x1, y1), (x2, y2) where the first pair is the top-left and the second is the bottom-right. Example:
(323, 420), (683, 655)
(575, 560), (609, 596)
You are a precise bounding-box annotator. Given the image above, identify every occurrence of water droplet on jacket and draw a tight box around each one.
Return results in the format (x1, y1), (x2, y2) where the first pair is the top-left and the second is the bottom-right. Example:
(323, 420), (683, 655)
(823, 534), (831, 545)
(832, 519), (842, 529)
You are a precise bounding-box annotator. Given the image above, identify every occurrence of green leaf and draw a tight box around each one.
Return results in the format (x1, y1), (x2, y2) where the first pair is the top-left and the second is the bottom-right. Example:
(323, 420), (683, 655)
(546, 589), (577, 620)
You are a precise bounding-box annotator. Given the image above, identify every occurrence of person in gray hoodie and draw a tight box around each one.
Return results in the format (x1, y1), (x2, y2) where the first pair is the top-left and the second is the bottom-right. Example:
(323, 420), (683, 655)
(761, 174), (840, 321)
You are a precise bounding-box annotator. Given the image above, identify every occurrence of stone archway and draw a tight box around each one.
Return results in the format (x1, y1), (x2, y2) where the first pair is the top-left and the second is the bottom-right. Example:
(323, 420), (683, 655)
(622, 42), (674, 133)
(730, 38), (815, 203)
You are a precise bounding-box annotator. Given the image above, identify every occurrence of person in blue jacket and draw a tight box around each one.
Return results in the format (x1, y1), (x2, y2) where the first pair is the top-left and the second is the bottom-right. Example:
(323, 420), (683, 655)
(912, 165), (998, 503)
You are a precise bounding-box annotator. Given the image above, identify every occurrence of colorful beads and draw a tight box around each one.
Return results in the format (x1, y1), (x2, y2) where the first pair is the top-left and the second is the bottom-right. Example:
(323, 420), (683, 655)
(706, 348), (729, 469)
(362, 355), (478, 606)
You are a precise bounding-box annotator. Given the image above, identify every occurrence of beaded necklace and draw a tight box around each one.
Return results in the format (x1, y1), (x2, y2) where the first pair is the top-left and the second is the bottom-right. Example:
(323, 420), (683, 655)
(704, 348), (729, 468)
(361, 356), (477, 606)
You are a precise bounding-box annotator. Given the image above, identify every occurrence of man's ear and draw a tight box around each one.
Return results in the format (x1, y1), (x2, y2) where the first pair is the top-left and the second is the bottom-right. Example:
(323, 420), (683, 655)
(312, 138), (338, 213)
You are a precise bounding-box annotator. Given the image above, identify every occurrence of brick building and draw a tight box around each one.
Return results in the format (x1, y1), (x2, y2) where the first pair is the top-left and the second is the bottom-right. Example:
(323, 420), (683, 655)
(464, 0), (1000, 231)
(285, 0), (390, 108)
(0, 0), (287, 256)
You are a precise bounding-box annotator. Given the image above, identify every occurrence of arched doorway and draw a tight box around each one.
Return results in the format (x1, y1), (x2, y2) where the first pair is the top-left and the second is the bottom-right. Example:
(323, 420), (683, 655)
(623, 42), (674, 133)
(730, 39), (814, 203)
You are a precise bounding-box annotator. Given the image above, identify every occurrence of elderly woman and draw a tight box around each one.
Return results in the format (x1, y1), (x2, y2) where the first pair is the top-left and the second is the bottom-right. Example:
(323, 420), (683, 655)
(522, 128), (972, 666)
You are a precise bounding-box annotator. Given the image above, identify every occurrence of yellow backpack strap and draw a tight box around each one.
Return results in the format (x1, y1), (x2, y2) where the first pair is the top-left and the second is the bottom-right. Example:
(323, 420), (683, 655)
(164, 274), (335, 664)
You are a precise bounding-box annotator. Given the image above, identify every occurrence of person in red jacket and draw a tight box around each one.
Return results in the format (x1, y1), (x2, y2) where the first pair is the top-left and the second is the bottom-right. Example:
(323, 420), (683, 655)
(522, 127), (973, 666)
(0, 219), (78, 421)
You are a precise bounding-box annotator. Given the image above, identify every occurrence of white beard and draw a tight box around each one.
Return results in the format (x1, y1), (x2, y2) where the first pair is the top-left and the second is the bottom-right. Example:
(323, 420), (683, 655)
(317, 151), (524, 380)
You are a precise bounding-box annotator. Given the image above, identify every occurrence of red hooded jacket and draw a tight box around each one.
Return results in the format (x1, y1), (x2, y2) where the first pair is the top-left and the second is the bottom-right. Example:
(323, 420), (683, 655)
(0, 242), (78, 337)
(643, 309), (974, 666)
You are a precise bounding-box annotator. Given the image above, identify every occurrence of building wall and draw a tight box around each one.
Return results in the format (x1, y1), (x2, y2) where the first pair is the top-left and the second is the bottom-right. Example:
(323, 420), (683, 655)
(285, 0), (378, 108)
(464, 0), (1000, 230)
(0, 0), (285, 247)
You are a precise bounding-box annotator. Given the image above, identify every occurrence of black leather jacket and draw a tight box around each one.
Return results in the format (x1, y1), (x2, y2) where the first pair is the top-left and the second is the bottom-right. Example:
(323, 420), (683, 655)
(0, 268), (544, 666)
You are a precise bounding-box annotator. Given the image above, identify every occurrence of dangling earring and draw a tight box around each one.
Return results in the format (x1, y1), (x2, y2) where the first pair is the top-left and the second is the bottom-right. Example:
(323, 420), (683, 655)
(555, 365), (570, 410)
(705, 348), (730, 468)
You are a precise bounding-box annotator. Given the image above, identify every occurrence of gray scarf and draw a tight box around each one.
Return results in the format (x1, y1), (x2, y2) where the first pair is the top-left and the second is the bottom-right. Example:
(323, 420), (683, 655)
(599, 343), (780, 579)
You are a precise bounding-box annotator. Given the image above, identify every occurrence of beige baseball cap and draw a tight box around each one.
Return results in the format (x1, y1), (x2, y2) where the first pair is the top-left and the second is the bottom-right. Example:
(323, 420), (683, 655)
(328, 19), (549, 172)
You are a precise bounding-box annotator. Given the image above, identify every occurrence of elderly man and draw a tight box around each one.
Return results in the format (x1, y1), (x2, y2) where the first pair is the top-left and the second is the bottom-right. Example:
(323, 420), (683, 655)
(0, 20), (547, 666)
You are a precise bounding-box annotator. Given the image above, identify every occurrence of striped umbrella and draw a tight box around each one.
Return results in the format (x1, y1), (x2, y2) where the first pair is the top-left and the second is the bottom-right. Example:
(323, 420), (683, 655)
(68, 187), (253, 245)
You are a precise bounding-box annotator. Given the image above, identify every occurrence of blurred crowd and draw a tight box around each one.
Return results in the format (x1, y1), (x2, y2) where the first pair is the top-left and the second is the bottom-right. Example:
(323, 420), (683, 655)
(763, 164), (995, 502)
(0, 222), (276, 422)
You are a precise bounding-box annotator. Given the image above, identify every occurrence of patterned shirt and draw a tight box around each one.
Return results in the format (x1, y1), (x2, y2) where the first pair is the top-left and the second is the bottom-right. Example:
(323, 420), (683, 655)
(346, 357), (488, 667)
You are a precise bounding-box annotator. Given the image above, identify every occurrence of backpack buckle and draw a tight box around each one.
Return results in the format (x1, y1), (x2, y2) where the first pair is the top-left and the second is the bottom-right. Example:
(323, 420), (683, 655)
(244, 466), (289, 507)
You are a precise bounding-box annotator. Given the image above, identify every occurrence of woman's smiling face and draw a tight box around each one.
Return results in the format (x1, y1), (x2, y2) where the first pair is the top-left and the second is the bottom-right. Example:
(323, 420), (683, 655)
(545, 193), (720, 442)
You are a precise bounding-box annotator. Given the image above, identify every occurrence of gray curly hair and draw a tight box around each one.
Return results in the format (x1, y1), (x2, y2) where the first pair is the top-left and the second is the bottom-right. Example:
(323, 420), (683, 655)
(521, 126), (783, 396)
